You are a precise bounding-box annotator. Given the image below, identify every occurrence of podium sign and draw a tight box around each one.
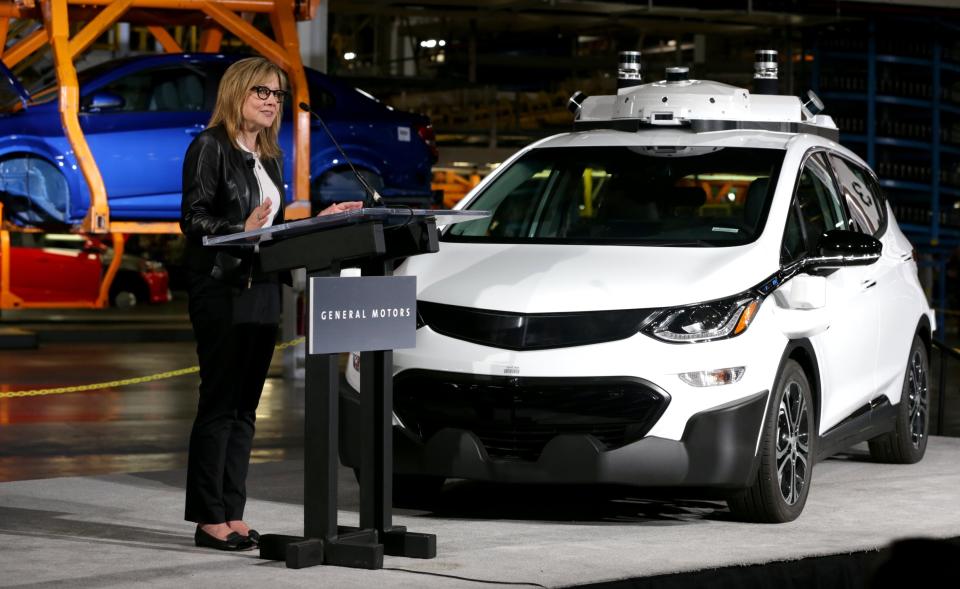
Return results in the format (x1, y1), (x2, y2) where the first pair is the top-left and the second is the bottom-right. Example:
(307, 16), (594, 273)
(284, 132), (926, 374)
(308, 276), (416, 354)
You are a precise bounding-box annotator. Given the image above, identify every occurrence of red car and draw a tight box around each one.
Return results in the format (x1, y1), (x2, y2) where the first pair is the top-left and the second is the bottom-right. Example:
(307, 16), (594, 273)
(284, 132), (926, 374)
(6, 232), (171, 307)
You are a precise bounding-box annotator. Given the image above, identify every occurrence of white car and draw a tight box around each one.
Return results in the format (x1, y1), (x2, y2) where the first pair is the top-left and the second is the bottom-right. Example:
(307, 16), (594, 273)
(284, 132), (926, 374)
(341, 68), (934, 523)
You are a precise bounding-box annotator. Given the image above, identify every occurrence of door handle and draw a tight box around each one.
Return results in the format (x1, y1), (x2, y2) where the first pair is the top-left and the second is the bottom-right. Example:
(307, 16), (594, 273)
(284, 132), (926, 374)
(862, 280), (877, 290)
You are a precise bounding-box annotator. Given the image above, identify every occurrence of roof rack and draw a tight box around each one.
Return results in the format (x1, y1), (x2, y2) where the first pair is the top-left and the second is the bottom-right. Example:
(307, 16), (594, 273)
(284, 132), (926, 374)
(569, 50), (839, 142)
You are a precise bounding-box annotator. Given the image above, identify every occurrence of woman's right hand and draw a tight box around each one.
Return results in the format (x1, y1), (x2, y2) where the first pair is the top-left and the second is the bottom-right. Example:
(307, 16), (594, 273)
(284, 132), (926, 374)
(244, 198), (273, 232)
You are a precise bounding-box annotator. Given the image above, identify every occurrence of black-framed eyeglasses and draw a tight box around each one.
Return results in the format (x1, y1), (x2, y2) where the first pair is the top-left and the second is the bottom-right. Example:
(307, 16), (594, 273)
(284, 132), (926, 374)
(250, 86), (289, 101)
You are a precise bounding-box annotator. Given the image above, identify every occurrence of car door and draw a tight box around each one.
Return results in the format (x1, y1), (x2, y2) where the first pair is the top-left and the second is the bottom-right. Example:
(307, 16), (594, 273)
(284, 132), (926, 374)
(784, 152), (879, 434)
(79, 64), (209, 220)
(828, 154), (914, 405)
(7, 233), (101, 302)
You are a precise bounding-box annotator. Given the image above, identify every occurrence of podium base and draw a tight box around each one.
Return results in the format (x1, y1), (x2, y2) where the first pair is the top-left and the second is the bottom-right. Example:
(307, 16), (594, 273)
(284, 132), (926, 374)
(259, 526), (434, 569)
(382, 526), (437, 559)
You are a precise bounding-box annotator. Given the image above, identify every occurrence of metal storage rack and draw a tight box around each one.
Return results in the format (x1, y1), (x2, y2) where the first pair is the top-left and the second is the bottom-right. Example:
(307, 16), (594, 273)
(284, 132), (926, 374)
(810, 18), (960, 324)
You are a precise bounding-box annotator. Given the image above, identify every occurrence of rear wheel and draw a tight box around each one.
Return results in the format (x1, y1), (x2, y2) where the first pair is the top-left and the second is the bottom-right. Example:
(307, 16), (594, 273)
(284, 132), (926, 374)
(109, 273), (148, 308)
(113, 290), (138, 308)
(869, 335), (929, 464)
(311, 168), (383, 211)
(728, 359), (814, 523)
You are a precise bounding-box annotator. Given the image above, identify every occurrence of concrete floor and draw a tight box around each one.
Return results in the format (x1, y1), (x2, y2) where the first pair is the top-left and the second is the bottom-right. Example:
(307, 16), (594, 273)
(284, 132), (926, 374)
(0, 340), (302, 482)
(2, 308), (960, 587)
(2, 436), (960, 588)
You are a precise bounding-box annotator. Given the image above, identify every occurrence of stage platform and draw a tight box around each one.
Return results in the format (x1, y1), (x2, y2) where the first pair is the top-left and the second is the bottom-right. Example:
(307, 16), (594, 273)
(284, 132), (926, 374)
(1, 437), (959, 588)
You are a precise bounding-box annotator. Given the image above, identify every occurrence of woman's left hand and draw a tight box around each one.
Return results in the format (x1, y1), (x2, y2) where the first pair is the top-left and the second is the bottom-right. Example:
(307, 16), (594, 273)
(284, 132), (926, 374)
(318, 201), (364, 216)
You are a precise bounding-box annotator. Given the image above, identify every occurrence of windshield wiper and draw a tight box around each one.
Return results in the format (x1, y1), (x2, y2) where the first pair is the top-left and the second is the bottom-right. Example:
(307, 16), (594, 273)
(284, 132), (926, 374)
(650, 240), (718, 247)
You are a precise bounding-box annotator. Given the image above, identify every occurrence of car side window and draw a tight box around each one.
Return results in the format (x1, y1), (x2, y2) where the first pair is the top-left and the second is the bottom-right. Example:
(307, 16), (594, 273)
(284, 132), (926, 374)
(92, 67), (205, 112)
(281, 80), (336, 115)
(792, 153), (847, 255)
(781, 206), (806, 264)
(7, 232), (41, 247)
(829, 155), (885, 236)
(309, 82), (336, 111)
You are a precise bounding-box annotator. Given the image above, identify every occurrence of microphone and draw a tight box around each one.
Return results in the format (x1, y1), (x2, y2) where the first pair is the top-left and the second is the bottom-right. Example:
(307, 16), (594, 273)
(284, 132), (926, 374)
(245, 157), (255, 170)
(298, 101), (384, 207)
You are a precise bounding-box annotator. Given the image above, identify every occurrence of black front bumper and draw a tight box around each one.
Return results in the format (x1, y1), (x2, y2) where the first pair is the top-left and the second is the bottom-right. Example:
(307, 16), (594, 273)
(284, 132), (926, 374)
(339, 376), (769, 489)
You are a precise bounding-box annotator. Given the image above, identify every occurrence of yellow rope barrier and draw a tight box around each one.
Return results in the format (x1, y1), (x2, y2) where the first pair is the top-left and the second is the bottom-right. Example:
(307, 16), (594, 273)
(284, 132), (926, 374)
(0, 337), (305, 399)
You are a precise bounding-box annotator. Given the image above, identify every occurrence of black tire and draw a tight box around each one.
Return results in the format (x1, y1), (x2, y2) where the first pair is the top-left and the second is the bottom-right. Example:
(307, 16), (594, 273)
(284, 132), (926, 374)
(393, 474), (445, 508)
(351, 469), (444, 508)
(728, 359), (814, 523)
(869, 336), (929, 464)
(112, 289), (138, 308)
(109, 273), (147, 308)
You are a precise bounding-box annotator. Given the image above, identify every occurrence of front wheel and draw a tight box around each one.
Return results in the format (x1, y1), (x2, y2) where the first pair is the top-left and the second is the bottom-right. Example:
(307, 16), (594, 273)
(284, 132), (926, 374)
(393, 473), (445, 508)
(728, 359), (814, 523)
(351, 469), (445, 508)
(869, 335), (929, 464)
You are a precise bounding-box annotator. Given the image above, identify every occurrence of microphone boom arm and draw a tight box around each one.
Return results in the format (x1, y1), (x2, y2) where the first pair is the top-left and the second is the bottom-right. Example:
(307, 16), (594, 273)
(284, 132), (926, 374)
(298, 101), (384, 207)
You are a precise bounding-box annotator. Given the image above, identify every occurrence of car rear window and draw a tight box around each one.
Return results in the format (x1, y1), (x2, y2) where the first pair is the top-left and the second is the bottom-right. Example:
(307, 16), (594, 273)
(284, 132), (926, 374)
(445, 145), (785, 247)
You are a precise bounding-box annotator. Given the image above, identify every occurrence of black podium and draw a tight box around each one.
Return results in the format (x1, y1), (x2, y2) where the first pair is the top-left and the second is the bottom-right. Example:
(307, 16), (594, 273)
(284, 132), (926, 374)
(204, 208), (486, 570)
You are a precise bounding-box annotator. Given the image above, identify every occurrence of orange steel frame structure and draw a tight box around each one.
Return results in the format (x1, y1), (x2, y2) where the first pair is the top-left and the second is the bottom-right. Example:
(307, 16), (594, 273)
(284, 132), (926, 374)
(0, 0), (319, 309)
(0, 203), (126, 309)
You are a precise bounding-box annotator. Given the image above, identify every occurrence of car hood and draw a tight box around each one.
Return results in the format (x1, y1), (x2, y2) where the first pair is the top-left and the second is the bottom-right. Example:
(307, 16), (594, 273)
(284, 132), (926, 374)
(401, 242), (775, 312)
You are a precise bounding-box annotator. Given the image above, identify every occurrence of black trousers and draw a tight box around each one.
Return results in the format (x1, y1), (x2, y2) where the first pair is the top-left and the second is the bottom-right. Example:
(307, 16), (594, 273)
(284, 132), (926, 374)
(184, 271), (278, 524)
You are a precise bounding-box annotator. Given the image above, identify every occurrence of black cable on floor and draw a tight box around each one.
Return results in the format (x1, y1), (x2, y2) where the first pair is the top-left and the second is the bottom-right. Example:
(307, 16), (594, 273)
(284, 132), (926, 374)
(384, 567), (549, 588)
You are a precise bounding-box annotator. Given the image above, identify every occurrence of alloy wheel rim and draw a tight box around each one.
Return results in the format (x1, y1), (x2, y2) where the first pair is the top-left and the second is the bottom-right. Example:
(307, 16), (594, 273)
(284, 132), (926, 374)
(776, 380), (809, 506)
(908, 349), (928, 449)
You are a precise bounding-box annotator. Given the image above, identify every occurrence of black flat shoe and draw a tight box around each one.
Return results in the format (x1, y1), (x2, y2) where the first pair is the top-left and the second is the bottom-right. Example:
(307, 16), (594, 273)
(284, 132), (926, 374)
(245, 529), (260, 545)
(194, 526), (255, 551)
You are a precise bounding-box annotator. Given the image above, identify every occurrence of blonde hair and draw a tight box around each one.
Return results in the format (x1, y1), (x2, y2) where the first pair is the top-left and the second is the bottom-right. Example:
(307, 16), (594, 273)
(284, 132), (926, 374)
(208, 57), (287, 159)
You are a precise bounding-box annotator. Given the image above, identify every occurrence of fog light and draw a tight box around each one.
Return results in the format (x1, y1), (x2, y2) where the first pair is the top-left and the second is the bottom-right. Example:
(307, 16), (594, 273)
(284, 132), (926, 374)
(679, 367), (745, 387)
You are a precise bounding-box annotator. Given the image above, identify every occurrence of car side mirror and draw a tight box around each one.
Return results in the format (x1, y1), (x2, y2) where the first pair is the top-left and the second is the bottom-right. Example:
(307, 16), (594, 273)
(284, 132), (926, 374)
(85, 92), (124, 112)
(804, 230), (882, 269)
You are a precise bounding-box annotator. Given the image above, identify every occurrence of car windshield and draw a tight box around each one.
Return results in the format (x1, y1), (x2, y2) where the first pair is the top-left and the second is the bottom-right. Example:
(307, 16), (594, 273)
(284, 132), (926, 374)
(445, 145), (785, 247)
(0, 61), (114, 114)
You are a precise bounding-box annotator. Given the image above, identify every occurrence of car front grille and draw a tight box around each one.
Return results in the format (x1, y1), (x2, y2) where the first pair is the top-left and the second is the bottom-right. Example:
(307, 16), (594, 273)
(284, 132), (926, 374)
(394, 370), (669, 462)
(417, 301), (653, 350)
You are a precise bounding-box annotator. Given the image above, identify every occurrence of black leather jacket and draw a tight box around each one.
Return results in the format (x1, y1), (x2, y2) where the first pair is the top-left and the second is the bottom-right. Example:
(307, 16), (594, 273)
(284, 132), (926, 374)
(181, 125), (285, 286)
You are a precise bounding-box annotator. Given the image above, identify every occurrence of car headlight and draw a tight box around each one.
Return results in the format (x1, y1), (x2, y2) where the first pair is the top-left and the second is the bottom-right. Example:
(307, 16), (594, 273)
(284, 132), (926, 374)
(644, 295), (761, 343)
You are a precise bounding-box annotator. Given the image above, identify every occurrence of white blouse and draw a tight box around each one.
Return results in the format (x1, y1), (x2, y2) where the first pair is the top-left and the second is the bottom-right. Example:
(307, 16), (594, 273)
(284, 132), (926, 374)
(238, 142), (281, 227)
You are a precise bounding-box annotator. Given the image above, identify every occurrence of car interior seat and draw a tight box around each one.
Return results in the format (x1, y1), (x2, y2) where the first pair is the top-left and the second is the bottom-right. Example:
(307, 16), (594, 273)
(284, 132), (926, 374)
(744, 177), (770, 230)
(488, 193), (532, 237)
(660, 185), (707, 215)
(592, 175), (662, 238)
(149, 81), (180, 111)
(178, 75), (204, 111)
(149, 74), (203, 111)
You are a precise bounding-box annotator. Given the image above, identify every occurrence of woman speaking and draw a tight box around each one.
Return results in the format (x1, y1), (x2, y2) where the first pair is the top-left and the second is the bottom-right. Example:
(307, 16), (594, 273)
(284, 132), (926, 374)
(180, 56), (360, 551)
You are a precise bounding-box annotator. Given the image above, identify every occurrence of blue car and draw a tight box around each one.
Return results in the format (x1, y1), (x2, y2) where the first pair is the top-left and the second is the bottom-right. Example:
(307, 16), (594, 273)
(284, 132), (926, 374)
(0, 53), (438, 226)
